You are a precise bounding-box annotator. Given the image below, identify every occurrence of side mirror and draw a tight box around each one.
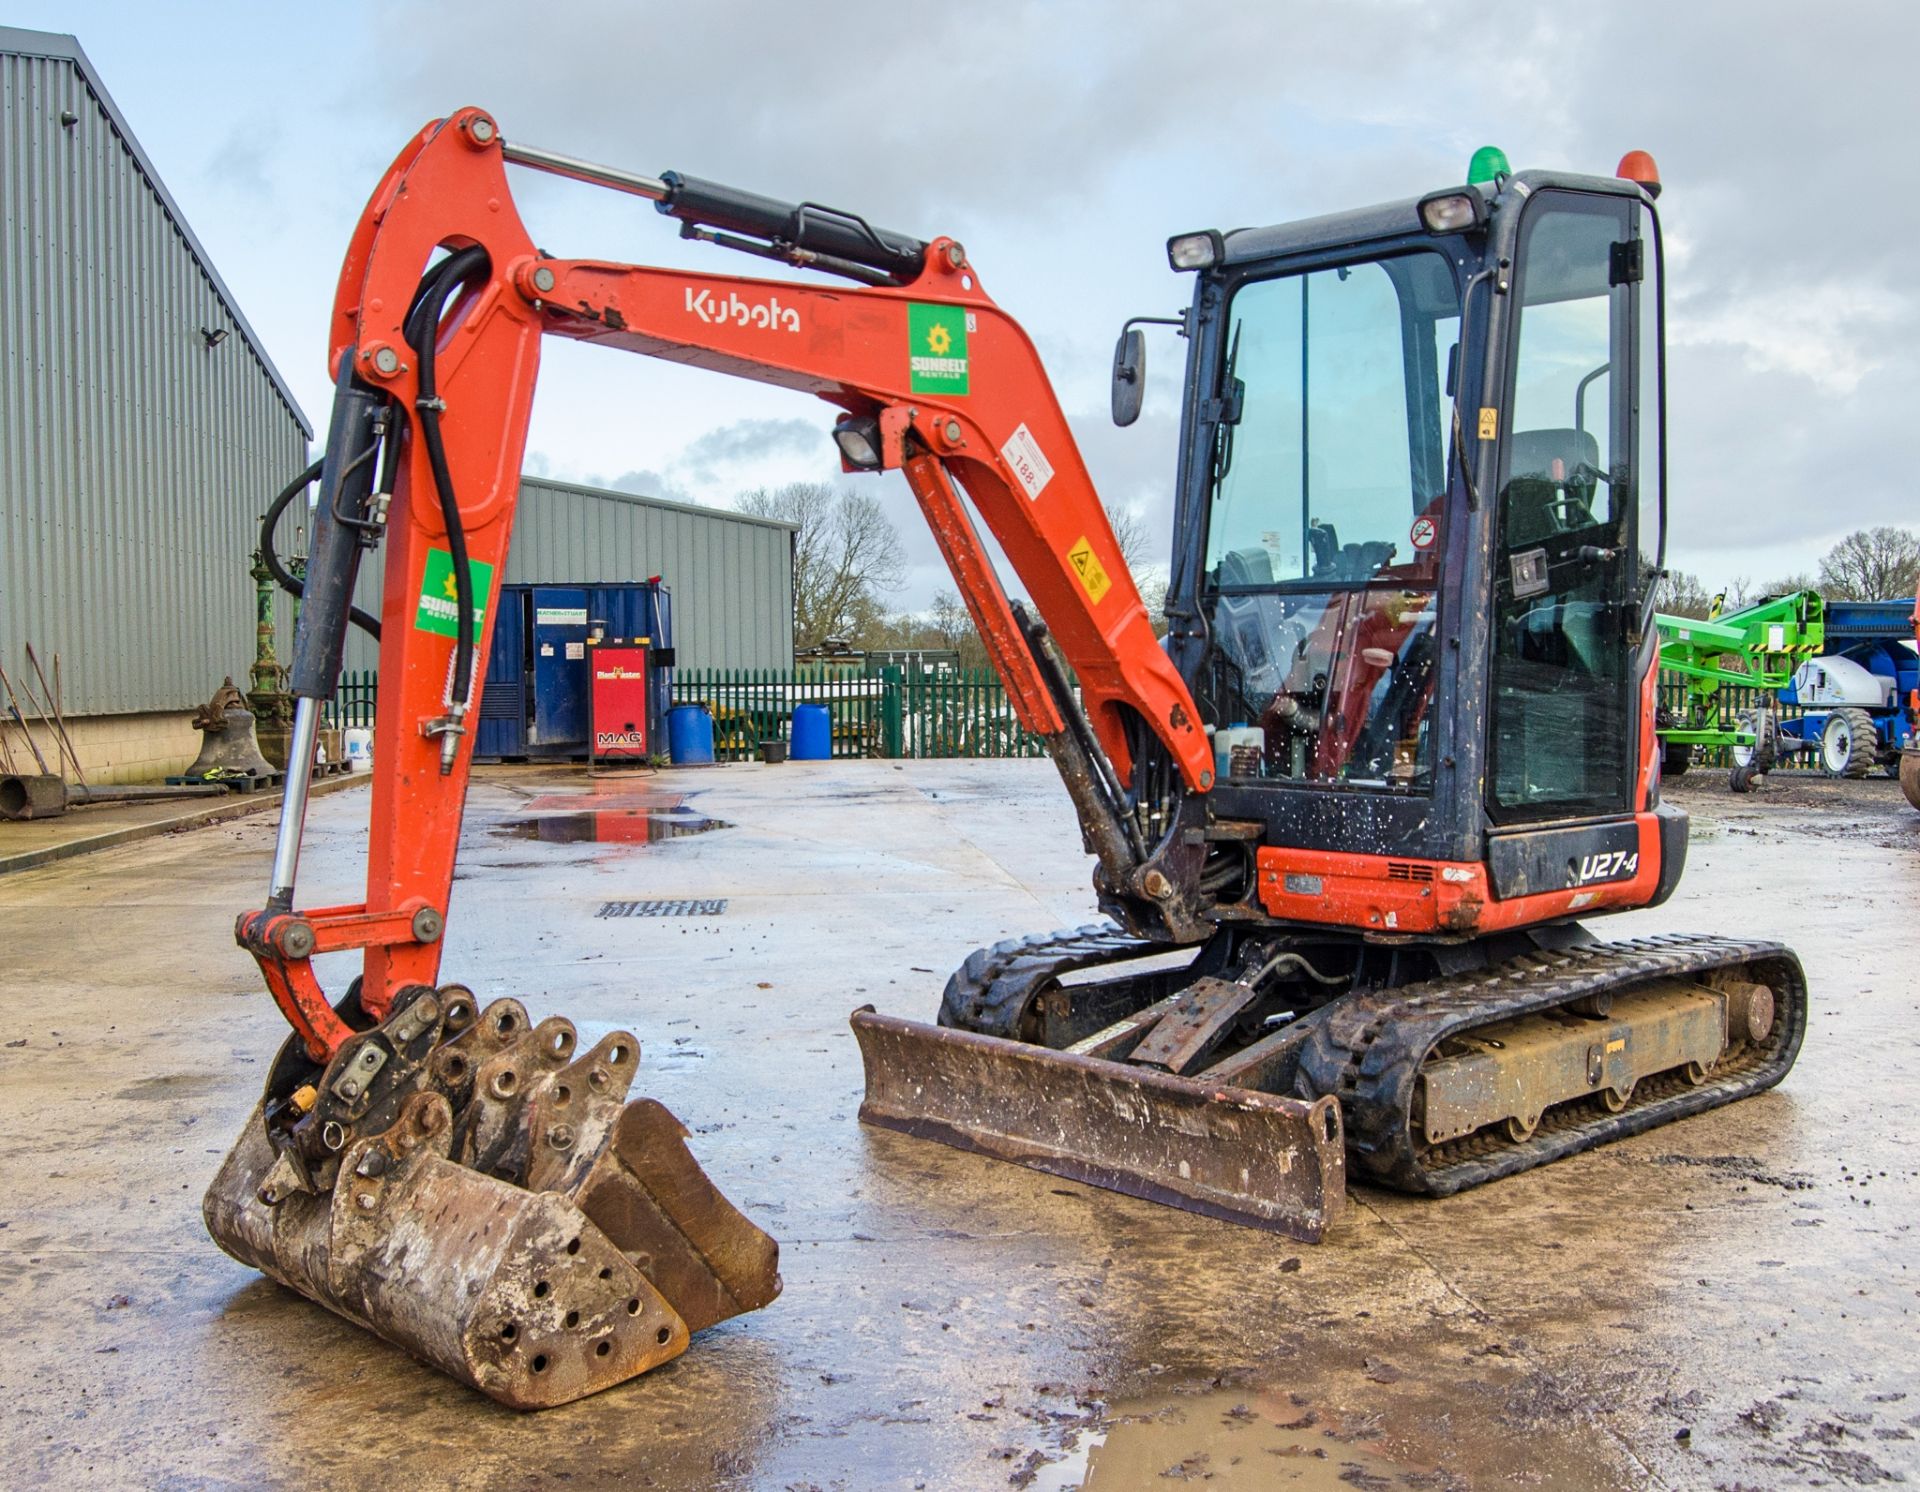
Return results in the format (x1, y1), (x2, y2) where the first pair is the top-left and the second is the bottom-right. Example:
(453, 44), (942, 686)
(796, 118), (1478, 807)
(1111, 328), (1146, 427)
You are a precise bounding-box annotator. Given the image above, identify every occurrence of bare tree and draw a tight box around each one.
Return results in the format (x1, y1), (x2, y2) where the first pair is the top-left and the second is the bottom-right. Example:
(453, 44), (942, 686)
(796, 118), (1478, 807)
(737, 482), (907, 648)
(927, 591), (991, 670)
(1816, 526), (1920, 601)
(1104, 502), (1155, 575)
(1102, 502), (1173, 634)
(1657, 569), (1717, 619)
(1757, 572), (1818, 601)
(1718, 575), (1755, 613)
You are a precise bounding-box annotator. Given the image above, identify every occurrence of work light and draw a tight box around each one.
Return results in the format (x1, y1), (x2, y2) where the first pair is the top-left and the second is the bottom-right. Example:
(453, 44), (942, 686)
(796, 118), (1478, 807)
(833, 414), (884, 471)
(1166, 230), (1224, 272)
(1417, 189), (1487, 235)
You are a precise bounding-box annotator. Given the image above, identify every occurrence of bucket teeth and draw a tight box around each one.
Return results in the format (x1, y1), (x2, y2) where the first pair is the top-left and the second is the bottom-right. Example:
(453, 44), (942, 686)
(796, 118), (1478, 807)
(524, 1031), (644, 1196)
(205, 988), (779, 1408)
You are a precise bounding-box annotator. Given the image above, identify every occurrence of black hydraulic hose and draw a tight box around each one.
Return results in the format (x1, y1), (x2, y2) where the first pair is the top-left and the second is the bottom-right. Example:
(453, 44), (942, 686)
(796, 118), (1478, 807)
(403, 245), (491, 717)
(260, 456), (383, 640)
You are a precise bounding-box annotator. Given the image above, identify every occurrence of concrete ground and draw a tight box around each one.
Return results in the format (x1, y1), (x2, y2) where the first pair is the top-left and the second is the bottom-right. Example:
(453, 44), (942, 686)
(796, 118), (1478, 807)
(0, 760), (1915, 1491)
(0, 767), (367, 877)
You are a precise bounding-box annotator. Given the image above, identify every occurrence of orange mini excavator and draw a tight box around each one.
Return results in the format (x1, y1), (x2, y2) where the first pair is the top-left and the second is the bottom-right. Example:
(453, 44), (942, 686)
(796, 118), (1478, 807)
(205, 117), (1805, 1405)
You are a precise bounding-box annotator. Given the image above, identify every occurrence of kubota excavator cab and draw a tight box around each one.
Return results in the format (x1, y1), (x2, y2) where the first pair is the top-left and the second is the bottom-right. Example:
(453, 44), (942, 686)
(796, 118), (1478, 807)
(1161, 158), (1682, 933)
(856, 150), (1805, 1231)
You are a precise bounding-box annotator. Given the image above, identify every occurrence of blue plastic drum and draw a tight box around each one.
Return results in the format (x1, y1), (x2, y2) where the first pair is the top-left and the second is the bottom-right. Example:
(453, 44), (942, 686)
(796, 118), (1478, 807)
(790, 703), (832, 760)
(667, 704), (715, 765)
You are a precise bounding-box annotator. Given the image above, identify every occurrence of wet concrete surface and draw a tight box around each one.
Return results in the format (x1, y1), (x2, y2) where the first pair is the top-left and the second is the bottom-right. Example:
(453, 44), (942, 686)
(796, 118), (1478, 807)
(0, 761), (1915, 1490)
(0, 769), (368, 877)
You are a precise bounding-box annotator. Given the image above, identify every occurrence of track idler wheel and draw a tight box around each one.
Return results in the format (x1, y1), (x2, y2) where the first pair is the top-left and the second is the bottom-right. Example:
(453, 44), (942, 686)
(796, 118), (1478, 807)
(204, 988), (780, 1408)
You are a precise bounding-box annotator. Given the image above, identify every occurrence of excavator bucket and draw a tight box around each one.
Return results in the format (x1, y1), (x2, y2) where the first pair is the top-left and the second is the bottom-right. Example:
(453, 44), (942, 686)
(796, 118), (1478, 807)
(204, 992), (779, 1409)
(851, 1009), (1346, 1240)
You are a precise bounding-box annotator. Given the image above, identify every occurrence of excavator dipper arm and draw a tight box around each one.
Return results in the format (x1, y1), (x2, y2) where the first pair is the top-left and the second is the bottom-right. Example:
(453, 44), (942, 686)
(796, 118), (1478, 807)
(240, 107), (1212, 1063)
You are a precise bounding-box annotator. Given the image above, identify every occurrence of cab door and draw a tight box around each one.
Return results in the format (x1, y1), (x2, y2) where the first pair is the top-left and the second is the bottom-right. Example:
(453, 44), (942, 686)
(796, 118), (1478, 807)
(1486, 191), (1647, 824)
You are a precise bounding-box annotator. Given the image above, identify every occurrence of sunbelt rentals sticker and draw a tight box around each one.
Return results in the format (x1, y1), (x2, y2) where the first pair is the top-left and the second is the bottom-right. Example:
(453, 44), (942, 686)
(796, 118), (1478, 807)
(909, 303), (970, 394)
(414, 547), (494, 638)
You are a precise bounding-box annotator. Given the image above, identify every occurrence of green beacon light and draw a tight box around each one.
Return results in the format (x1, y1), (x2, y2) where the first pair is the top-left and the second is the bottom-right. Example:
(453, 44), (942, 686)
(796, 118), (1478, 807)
(1467, 145), (1510, 186)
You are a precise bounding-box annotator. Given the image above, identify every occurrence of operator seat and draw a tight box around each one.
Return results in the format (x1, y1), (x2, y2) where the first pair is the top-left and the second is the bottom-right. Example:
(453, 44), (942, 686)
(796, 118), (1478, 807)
(1505, 428), (1600, 547)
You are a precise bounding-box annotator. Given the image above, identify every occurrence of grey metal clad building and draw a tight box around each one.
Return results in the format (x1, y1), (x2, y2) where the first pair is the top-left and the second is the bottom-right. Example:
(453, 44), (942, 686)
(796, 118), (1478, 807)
(1, 27), (312, 781)
(345, 477), (796, 673)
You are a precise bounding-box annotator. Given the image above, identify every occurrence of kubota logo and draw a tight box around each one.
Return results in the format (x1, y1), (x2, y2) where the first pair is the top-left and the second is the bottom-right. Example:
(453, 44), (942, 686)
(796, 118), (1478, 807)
(685, 287), (800, 333)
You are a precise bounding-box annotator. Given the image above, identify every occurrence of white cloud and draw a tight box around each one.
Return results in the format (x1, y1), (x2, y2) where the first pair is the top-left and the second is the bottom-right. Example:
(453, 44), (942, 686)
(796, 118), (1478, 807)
(1670, 283), (1902, 396)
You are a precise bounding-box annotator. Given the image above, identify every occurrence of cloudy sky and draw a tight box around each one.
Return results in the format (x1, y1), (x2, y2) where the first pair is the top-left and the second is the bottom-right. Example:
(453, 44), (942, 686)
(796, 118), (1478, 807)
(16, 0), (1915, 609)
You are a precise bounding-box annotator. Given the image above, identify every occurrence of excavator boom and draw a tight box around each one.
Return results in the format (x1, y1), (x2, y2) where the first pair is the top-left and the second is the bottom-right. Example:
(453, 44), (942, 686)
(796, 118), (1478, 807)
(254, 106), (1215, 1057)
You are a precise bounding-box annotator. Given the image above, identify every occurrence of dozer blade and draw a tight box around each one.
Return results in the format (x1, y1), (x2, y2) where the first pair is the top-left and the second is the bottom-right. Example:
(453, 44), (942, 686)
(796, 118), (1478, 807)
(204, 992), (780, 1409)
(851, 1008), (1345, 1240)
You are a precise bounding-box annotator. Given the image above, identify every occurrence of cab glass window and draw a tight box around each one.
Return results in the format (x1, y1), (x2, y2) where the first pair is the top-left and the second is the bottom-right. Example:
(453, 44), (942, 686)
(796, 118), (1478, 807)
(1206, 253), (1458, 587)
(1200, 250), (1459, 792)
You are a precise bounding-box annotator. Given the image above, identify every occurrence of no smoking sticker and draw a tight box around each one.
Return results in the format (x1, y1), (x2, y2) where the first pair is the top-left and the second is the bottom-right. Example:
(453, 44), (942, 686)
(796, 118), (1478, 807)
(1410, 516), (1437, 550)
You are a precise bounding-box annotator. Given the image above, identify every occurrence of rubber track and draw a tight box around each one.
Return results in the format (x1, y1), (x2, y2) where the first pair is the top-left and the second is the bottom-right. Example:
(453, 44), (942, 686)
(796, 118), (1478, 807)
(937, 922), (1161, 1037)
(1291, 933), (1807, 1196)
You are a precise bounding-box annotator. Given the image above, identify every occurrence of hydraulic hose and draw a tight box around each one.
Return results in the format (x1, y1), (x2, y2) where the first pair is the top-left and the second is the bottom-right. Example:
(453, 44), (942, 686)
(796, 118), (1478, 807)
(260, 457), (383, 640)
(403, 246), (491, 744)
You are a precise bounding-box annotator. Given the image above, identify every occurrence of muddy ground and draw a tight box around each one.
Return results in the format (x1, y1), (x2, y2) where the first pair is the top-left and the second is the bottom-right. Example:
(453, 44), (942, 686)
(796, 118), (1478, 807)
(0, 760), (1914, 1490)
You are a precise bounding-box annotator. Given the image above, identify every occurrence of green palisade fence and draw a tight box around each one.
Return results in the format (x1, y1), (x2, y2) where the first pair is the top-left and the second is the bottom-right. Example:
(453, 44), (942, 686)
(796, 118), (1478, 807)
(667, 668), (888, 759)
(321, 668), (1818, 768)
(669, 666), (1049, 761)
(895, 667), (1048, 760)
(323, 670), (379, 731)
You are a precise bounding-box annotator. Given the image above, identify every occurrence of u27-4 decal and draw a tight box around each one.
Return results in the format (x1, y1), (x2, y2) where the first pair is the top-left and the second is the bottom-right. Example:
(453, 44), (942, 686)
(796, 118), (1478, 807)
(1572, 850), (1639, 885)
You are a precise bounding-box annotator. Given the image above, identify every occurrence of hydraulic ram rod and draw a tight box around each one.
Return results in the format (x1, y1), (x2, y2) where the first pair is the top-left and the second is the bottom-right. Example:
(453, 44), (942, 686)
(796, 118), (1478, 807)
(502, 137), (927, 282)
(501, 139), (670, 201)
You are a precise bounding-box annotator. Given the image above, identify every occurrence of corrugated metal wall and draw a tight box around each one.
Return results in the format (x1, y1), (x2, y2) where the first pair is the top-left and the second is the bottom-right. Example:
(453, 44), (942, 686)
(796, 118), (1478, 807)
(344, 478), (795, 673)
(0, 32), (310, 716)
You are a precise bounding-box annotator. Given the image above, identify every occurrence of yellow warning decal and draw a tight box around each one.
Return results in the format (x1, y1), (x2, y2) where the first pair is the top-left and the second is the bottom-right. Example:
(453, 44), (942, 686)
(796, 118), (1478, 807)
(1477, 406), (1499, 440)
(1605, 1038), (1626, 1054)
(1066, 535), (1112, 604)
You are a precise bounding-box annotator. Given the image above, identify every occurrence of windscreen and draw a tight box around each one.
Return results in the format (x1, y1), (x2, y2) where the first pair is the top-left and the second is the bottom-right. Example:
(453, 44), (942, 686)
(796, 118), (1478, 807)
(1206, 253), (1459, 587)
(1200, 251), (1459, 792)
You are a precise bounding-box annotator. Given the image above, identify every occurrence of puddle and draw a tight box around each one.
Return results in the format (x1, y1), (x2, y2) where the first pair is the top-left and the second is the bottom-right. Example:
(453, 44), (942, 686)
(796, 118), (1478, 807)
(1024, 1386), (1623, 1491)
(498, 810), (731, 844)
(1026, 1391), (1441, 1492)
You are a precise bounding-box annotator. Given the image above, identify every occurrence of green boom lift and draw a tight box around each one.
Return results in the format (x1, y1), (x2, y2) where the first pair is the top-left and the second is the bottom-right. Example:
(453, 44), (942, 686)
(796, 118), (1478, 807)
(1656, 590), (1825, 792)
